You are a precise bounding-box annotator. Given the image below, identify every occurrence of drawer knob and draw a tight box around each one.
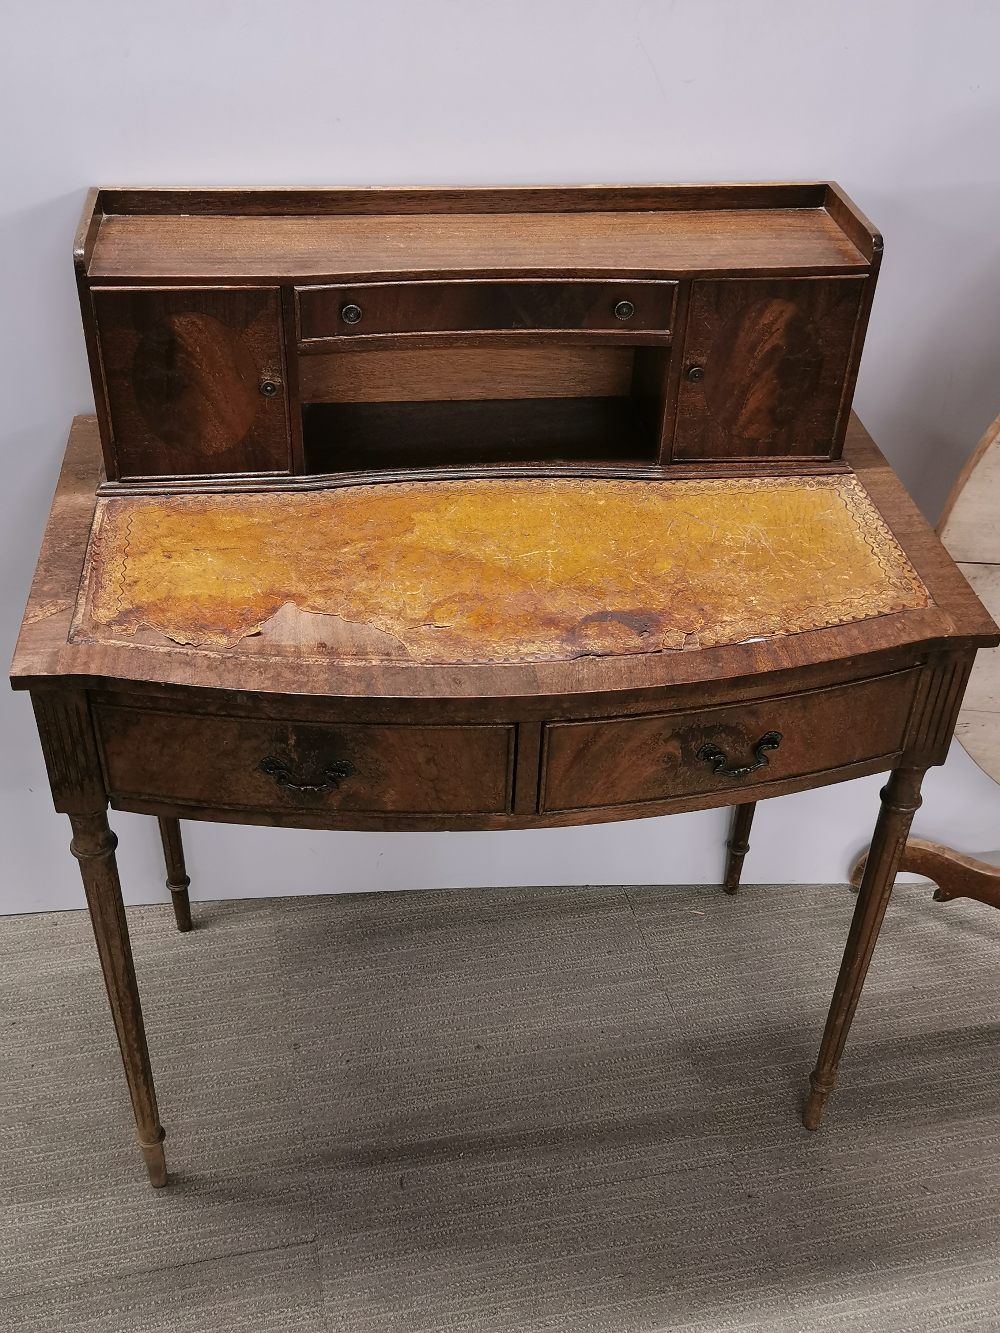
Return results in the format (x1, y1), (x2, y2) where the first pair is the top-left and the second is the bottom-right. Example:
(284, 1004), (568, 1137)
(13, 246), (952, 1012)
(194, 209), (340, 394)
(614, 299), (635, 322)
(686, 364), (705, 383)
(260, 755), (356, 794)
(340, 302), (363, 325)
(697, 730), (783, 779)
(258, 379), (280, 397)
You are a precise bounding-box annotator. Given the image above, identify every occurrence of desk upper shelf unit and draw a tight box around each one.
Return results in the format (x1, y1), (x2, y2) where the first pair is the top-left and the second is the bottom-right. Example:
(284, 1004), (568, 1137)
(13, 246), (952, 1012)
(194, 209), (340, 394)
(74, 183), (881, 489)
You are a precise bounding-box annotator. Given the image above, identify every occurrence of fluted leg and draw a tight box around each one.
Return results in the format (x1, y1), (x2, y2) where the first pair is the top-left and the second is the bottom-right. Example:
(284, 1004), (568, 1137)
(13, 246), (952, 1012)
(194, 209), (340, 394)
(158, 817), (192, 932)
(71, 811), (168, 1186)
(803, 766), (926, 1130)
(723, 802), (756, 895)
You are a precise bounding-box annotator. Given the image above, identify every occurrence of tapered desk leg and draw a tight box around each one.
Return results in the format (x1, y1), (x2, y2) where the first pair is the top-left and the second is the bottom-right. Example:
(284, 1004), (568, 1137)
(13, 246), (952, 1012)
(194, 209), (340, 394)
(158, 816), (192, 932)
(803, 766), (926, 1131)
(71, 812), (168, 1186)
(724, 802), (756, 894)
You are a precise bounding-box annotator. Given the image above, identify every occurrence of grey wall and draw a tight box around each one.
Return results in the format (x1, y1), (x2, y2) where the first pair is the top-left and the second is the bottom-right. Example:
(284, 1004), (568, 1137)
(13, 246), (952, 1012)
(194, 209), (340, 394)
(2, 0), (999, 913)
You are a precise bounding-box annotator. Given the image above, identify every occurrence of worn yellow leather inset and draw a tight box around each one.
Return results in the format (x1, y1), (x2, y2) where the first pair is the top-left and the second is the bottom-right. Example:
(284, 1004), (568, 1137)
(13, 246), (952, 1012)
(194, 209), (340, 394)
(77, 475), (929, 663)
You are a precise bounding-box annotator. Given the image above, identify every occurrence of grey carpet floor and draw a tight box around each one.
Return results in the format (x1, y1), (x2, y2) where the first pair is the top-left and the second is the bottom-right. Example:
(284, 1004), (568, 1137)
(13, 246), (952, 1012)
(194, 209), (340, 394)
(2, 882), (1000, 1332)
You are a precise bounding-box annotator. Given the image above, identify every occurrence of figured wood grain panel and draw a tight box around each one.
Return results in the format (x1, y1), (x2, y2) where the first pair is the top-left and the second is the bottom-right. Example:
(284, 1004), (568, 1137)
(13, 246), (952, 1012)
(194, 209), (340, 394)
(94, 705), (514, 815)
(540, 671), (919, 812)
(92, 287), (290, 479)
(295, 279), (675, 346)
(76, 473), (929, 665)
(672, 278), (865, 460)
(298, 346), (636, 403)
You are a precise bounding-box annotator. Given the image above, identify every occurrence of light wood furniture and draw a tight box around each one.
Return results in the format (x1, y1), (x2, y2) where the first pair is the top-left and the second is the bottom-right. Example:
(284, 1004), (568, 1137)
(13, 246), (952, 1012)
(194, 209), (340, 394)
(851, 409), (1000, 908)
(10, 185), (999, 1187)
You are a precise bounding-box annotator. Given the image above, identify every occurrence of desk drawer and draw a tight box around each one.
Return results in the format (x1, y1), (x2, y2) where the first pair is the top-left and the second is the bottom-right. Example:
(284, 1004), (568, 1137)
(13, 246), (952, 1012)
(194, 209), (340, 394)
(295, 279), (677, 346)
(95, 705), (514, 816)
(540, 672), (919, 813)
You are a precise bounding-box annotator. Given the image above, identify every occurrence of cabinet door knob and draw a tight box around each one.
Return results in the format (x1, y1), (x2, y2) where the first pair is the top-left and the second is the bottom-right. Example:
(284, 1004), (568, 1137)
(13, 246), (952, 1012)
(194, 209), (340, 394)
(341, 303), (363, 325)
(686, 365), (705, 383)
(259, 379), (280, 397)
(614, 299), (635, 322)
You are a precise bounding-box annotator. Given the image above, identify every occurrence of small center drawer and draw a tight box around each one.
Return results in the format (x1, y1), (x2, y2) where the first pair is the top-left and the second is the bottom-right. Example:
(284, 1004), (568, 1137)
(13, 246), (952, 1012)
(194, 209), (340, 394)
(540, 672), (920, 813)
(95, 705), (514, 816)
(295, 279), (677, 346)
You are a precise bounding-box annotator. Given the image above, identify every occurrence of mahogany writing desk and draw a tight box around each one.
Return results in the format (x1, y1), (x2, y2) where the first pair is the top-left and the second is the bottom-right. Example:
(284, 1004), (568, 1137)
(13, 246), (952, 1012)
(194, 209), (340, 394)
(10, 185), (999, 1187)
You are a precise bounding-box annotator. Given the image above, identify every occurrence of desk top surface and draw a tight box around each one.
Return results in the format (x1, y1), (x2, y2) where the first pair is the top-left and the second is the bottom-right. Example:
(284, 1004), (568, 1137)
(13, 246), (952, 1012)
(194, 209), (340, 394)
(11, 416), (997, 704)
(78, 473), (926, 663)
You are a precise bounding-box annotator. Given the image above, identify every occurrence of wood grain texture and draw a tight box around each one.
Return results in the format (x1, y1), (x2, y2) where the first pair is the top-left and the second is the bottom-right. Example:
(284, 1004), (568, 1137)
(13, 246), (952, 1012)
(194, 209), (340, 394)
(88, 181), (839, 217)
(672, 278), (865, 460)
(804, 766), (927, 1130)
(74, 183), (883, 483)
(298, 346), (637, 404)
(70, 810), (167, 1185)
(88, 209), (868, 284)
(540, 671), (918, 813)
(723, 801), (756, 894)
(92, 286), (291, 479)
(157, 816), (192, 932)
(96, 704), (515, 817)
(74, 473), (928, 663)
(851, 836), (1000, 911)
(295, 279), (677, 348)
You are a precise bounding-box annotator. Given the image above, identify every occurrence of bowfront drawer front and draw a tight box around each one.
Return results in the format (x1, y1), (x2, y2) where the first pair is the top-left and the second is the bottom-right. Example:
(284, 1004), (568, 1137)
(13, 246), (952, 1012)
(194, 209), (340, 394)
(295, 279), (677, 347)
(95, 706), (514, 816)
(540, 672), (920, 813)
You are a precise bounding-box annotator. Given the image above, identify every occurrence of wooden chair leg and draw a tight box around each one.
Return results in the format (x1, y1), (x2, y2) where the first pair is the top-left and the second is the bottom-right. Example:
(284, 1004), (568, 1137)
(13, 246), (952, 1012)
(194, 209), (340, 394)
(803, 766), (926, 1131)
(723, 802), (756, 894)
(71, 811), (168, 1186)
(850, 836), (1000, 911)
(158, 816), (192, 932)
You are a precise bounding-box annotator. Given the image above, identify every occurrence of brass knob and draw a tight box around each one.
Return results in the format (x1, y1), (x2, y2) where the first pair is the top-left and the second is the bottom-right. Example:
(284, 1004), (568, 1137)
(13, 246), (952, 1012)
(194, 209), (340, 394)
(614, 299), (635, 322)
(686, 365), (705, 383)
(341, 303), (363, 325)
(259, 379), (280, 397)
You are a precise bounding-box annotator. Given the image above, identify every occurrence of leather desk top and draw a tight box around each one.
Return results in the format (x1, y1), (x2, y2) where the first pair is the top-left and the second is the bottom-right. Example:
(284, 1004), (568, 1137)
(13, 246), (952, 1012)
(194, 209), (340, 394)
(76, 473), (928, 664)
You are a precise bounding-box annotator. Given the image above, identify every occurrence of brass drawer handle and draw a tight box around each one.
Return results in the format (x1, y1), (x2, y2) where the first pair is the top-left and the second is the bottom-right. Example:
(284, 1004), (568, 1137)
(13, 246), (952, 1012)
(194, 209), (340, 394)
(696, 730), (783, 778)
(260, 755), (355, 794)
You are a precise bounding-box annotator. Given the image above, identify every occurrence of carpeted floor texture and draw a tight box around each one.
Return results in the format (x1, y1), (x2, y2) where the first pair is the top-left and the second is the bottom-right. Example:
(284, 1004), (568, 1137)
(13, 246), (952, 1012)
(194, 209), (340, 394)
(2, 881), (999, 1332)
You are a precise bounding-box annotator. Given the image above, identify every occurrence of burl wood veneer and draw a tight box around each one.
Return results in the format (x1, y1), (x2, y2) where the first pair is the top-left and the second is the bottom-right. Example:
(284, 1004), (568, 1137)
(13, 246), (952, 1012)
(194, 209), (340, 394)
(10, 185), (999, 1189)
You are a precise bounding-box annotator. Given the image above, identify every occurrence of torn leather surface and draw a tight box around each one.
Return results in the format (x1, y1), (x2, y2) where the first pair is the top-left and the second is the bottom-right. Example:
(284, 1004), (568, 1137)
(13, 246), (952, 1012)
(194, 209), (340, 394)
(76, 475), (930, 664)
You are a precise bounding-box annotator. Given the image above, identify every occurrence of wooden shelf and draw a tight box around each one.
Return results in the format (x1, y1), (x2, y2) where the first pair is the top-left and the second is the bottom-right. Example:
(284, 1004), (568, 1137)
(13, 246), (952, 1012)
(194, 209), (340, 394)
(79, 184), (876, 283)
(88, 209), (867, 282)
(302, 397), (658, 473)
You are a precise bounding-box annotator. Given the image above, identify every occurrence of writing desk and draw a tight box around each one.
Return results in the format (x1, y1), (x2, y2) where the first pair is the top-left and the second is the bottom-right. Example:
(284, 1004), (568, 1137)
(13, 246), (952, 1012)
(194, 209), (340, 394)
(10, 411), (996, 1186)
(10, 183), (999, 1186)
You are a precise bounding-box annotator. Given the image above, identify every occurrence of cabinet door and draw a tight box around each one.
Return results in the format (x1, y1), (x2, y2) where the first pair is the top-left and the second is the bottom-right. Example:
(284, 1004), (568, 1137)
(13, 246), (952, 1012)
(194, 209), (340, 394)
(672, 278), (865, 460)
(93, 286), (290, 480)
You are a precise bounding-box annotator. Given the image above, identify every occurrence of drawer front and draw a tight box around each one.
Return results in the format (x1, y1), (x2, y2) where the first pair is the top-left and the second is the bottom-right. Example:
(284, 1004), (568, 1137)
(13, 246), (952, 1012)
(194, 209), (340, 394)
(95, 706), (514, 816)
(296, 280), (677, 345)
(540, 672), (919, 813)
